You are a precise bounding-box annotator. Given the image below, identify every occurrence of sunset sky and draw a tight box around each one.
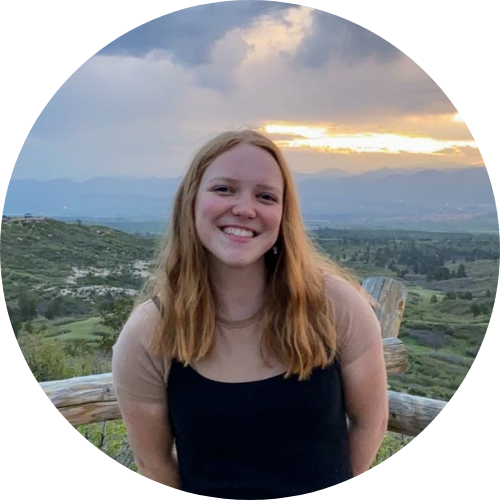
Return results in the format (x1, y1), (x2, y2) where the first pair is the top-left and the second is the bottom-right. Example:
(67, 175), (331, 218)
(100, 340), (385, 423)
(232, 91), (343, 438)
(13, 1), (482, 181)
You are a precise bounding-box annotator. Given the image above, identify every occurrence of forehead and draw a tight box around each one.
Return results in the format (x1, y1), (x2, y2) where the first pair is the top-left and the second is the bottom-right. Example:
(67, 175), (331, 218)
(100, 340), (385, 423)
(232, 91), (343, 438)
(201, 144), (284, 190)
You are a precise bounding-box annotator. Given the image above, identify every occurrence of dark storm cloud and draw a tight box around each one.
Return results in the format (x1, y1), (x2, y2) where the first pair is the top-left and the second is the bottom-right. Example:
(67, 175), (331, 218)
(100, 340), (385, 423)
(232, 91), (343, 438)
(98, 1), (298, 66)
(293, 9), (400, 68)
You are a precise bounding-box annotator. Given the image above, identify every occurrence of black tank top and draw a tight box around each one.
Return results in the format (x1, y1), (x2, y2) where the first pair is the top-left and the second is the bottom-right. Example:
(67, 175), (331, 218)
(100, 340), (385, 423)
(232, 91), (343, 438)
(167, 358), (353, 499)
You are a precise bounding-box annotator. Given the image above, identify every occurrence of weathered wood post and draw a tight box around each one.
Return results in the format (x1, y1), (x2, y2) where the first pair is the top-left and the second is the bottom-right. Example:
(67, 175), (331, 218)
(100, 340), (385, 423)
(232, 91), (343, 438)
(363, 276), (407, 338)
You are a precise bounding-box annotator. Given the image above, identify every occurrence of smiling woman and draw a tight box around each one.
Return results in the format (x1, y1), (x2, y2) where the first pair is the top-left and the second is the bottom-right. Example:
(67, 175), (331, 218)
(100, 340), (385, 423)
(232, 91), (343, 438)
(112, 129), (388, 499)
(194, 144), (283, 273)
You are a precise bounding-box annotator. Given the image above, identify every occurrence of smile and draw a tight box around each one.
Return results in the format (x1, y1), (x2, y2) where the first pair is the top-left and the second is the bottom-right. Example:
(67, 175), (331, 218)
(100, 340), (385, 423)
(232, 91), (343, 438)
(220, 226), (257, 238)
(219, 228), (258, 243)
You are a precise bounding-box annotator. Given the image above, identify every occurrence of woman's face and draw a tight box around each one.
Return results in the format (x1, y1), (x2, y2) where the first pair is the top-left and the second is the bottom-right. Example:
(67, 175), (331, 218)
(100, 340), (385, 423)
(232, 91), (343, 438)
(194, 143), (284, 270)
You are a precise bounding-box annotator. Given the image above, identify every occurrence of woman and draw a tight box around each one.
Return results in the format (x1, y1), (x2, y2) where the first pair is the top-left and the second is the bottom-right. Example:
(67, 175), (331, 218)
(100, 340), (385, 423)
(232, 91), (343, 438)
(112, 130), (388, 499)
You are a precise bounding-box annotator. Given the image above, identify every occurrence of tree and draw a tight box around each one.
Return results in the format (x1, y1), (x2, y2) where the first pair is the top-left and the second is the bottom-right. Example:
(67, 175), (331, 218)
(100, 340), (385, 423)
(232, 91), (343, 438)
(429, 331), (448, 352)
(18, 332), (74, 382)
(480, 303), (491, 316)
(457, 263), (467, 278)
(435, 267), (451, 280)
(430, 294), (438, 304)
(7, 307), (22, 337)
(470, 303), (481, 318)
(18, 288), (37, 321)
(98, 297), (134, 354)
(44, 296), (63, 320)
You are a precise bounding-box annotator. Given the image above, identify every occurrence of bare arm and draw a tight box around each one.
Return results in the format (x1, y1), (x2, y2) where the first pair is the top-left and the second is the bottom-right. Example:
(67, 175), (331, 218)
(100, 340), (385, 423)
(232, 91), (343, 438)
(137, 456), (181, 490)
(112, 300), (178, 485)
(119, 397), (180, 487)
(324, 275), (388, 475)
(341, 341), (388, 476)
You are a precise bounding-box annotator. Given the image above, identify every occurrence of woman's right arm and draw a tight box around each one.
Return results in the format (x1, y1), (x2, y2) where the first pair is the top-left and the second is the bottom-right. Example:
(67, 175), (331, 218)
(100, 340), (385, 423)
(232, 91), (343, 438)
(118, 397), (180, 487)
(112, 300), (179, 487)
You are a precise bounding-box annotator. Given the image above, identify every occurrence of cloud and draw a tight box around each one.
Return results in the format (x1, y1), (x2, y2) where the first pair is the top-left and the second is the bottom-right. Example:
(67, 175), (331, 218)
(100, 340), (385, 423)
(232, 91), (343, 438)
(191, 28), (252, 90)
(28, 54), (193, 141)
(14, 3), (474, 181)
(98, 1), (298, 67)
(218, 42), (454, 126)
(292, 8), (400, 69)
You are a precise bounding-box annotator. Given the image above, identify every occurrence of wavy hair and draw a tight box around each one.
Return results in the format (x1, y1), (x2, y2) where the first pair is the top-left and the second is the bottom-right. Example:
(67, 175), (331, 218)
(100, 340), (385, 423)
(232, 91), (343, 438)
(139, 129), (360, 380)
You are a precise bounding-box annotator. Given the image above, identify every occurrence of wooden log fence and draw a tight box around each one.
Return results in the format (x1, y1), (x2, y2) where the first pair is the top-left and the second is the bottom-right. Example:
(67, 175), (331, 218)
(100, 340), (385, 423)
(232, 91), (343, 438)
(38, 277), (447, 437)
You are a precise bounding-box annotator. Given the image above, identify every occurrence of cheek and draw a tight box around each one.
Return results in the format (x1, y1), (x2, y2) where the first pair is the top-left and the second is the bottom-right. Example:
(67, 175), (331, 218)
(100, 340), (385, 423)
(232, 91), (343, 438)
(267, 209), (283, 235)
(195, 196), (226, 227)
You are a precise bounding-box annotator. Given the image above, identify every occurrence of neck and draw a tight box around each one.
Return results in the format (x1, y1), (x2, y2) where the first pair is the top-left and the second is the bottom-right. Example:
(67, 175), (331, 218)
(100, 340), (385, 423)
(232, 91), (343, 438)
(209, 258), (267, 321)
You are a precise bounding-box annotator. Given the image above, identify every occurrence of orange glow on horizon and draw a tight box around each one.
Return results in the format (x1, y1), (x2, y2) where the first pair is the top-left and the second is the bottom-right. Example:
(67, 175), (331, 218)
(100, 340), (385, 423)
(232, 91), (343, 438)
(263, 123), (477, 155)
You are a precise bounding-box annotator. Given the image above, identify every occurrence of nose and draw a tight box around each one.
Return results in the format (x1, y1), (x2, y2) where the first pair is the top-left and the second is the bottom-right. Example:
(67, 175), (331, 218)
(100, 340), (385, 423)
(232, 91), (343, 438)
(231, 194), (257, 218)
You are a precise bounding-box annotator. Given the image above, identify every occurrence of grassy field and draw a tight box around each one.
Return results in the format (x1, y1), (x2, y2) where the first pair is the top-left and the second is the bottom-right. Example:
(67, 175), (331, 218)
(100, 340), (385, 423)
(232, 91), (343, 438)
(26, 315), (109, 347)
(55, 317), (103, 343)
(7, 221), (492, 406)
(5, 221), (497, 470)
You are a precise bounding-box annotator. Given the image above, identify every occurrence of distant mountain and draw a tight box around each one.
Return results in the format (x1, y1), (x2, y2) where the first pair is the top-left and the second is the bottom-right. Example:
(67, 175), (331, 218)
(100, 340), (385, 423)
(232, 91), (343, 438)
(354, 167), (430, 179)
(4, 168), (495, 223)
(4, 176), (182, 217)
(293, 168), (353, 181)
(296, 167), (495, 214)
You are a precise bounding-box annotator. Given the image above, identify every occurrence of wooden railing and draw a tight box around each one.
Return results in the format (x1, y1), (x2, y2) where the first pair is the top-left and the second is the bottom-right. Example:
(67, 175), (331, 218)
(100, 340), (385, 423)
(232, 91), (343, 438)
(39, 277), (447, 437)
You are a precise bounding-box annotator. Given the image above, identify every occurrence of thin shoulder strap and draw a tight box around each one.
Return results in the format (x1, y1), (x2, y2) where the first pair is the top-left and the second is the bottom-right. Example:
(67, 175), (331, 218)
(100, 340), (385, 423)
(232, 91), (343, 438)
(152, 295), (165, 317)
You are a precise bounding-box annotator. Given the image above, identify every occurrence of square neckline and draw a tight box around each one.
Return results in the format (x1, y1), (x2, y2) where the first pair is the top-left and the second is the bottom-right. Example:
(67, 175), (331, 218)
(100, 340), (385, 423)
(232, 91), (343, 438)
(183, 362), (288, 385)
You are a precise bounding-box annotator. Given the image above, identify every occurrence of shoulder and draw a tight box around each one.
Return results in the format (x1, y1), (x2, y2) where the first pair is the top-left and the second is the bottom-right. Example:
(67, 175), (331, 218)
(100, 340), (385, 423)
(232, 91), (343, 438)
(142, 297), (162, 317)
(324, 274), (374, 316)
(323, 273), (371, 313)
(114, 298), (162, 351)
(322, 273), (382, 365)
(131, 298), (162, 325)
(112, 298), (170, 404)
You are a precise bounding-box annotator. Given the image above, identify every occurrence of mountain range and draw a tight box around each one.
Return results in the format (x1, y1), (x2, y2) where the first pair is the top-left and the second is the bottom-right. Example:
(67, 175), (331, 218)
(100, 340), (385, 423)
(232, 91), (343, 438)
(3, 167), (497, 232)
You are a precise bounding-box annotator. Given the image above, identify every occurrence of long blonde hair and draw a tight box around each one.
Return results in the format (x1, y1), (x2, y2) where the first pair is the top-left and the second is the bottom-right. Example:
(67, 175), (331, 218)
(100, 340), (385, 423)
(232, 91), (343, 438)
(139, 129), (359, 380)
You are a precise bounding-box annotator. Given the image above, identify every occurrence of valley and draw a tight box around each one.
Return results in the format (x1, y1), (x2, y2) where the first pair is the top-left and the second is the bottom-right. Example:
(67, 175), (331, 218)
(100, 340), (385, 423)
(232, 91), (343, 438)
(1, 216), (497, 468)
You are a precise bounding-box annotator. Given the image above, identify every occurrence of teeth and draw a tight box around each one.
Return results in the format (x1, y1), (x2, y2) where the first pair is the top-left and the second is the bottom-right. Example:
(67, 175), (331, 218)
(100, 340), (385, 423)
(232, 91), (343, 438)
(222, 226), (255, 238)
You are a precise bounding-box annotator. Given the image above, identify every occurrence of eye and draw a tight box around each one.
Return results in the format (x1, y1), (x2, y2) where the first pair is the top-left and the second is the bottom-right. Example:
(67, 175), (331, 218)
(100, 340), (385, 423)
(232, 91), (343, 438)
(214, 186), (229, 191)
(258, 193), (278, 203)
(213, 186), (278, 203)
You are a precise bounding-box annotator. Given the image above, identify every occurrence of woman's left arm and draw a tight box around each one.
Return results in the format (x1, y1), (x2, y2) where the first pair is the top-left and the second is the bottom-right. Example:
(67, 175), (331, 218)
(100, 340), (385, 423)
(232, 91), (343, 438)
(324, 275), (389, 476)
(341, 340), (389, 476)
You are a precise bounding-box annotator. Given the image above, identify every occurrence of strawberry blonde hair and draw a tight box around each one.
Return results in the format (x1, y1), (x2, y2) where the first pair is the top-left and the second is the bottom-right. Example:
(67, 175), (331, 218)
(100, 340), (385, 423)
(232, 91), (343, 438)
(139, 130), (359, 380)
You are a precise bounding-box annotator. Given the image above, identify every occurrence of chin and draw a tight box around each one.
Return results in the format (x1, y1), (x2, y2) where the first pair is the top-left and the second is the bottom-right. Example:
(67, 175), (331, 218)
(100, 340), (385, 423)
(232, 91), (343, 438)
(213, 252), (264, 270)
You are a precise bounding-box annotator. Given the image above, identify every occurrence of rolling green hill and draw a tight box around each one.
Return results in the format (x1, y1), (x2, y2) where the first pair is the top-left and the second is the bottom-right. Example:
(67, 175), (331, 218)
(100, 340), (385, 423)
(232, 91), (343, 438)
(2, 217), (498, 402)
(2, 217), (497, 470)
(1, 216), (157, 297)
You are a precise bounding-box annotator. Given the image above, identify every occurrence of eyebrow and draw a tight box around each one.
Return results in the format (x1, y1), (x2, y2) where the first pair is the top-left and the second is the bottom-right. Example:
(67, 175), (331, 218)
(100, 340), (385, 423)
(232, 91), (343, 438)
(208, 176), (282, 193)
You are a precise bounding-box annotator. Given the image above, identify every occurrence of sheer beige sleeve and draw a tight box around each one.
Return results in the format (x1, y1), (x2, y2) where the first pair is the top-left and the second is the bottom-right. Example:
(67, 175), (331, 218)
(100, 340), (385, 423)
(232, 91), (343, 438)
(325, 275), (382, 367)
(112, 299), (170, 404)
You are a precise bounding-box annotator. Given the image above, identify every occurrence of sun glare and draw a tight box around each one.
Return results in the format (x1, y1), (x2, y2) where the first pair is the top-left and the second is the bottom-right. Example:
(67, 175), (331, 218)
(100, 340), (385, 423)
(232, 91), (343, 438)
(452, 113), (465, 123)
(264, 123), (476, 155)
(264, 124), (329, 139)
